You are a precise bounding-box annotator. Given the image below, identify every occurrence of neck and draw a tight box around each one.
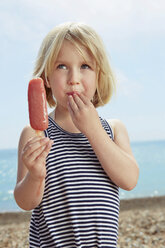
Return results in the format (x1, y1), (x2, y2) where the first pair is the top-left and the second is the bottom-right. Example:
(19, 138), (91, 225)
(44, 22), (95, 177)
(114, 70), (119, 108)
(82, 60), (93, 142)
(53, 105), (81, 133)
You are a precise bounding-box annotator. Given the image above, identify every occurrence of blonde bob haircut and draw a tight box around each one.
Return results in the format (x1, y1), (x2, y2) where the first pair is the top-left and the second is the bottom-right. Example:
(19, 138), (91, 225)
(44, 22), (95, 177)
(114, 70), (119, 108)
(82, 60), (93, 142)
(33, 22), (116, 108)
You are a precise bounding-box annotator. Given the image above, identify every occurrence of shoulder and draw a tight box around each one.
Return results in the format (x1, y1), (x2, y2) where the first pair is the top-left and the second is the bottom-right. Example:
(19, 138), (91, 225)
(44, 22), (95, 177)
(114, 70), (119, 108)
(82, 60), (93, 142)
(107, 119), (128, 140)
(107, 119), (133, 155)
(21, 125), (45, 139)
(21, 125), (37, 137)
(19, 125), (45, 148)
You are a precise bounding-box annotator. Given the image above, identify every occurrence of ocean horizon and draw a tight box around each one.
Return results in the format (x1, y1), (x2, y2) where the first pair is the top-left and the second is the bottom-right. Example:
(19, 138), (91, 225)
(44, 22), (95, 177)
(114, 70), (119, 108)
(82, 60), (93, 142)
(0, 139), (165, 212)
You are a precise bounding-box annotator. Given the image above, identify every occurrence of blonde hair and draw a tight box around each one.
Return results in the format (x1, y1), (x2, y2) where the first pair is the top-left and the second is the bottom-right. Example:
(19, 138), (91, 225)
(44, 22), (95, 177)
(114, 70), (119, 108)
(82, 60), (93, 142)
(33, 22), (116, 108)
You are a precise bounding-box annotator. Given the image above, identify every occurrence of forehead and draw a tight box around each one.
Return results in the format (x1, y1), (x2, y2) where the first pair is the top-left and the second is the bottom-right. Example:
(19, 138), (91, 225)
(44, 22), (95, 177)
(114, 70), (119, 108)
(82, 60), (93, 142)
(57, 40), (95, 63)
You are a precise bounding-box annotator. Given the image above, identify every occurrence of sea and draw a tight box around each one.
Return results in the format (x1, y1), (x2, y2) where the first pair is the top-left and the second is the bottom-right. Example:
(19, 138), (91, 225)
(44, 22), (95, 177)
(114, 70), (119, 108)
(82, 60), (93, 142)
(0, 140), (165, 212)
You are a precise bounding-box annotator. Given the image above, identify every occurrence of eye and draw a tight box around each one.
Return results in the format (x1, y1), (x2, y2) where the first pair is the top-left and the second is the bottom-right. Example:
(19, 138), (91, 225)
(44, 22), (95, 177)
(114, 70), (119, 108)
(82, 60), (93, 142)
(57, 64), (67, 70)
(81, 64), (91, 69)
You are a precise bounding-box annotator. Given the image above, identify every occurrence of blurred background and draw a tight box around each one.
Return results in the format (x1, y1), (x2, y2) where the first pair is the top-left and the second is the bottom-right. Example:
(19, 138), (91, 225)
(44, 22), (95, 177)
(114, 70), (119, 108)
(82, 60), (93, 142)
(0, 0), (165, 212)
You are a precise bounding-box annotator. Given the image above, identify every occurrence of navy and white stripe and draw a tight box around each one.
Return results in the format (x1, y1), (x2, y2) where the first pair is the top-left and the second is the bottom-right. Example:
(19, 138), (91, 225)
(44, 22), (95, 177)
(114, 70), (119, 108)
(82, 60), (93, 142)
(29, 116), (119, 248)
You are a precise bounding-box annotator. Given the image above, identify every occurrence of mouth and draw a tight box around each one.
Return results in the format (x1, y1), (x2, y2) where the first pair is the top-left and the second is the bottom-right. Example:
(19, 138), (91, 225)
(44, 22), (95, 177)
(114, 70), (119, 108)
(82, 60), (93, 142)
(66, 91), (80, 96)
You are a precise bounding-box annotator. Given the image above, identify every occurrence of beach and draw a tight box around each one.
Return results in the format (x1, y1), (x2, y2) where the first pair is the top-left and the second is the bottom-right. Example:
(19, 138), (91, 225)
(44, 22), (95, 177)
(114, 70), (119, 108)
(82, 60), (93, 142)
(0, 196), (165, 248)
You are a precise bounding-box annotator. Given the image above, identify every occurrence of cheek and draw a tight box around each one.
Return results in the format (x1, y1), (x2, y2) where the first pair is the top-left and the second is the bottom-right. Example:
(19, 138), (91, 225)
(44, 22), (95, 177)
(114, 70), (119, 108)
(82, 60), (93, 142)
(49, 82), (63, 101)
(50, 76), (65, 91)
(83, 80), (97, 99)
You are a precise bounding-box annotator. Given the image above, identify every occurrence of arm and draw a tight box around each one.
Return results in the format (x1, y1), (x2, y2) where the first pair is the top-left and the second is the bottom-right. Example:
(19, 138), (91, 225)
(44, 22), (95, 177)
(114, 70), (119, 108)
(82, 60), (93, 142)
(67, 94), (139, 190)
(14, 126), (53, 211)
(87, 119), (139, 190)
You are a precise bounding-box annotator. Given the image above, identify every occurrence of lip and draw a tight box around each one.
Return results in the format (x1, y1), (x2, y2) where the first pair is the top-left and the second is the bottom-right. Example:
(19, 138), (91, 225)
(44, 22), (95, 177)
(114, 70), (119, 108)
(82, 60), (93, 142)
(66, 91), (80, 96)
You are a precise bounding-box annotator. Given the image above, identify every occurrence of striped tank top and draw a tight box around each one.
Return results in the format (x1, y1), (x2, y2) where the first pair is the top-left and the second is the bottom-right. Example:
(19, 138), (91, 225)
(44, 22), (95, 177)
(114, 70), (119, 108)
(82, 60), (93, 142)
(29, 116), (120, 248)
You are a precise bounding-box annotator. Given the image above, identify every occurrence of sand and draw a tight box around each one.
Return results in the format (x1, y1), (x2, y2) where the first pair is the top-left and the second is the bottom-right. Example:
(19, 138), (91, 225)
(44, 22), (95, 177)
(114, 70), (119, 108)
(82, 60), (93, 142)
(0, 196), (165, 248)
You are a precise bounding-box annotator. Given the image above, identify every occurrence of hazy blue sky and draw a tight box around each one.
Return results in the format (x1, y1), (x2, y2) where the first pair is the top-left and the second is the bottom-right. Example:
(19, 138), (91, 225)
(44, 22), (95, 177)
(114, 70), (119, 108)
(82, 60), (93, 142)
(0, 0), (165, 149)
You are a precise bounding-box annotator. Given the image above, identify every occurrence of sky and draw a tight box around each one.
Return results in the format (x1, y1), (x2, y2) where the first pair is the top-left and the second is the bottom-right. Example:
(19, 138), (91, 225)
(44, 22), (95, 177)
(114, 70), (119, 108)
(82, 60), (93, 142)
(0, 0), (165, 149)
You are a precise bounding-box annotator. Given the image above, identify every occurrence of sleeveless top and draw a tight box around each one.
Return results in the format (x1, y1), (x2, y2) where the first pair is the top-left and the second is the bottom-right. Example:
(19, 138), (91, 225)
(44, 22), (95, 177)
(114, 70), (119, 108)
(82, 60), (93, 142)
(29, 116), (120, 248)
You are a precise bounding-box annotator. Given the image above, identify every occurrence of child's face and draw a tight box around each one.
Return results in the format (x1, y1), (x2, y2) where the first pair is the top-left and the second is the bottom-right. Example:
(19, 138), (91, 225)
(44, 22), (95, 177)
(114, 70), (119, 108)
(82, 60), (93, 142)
(48, 40), (97, 110)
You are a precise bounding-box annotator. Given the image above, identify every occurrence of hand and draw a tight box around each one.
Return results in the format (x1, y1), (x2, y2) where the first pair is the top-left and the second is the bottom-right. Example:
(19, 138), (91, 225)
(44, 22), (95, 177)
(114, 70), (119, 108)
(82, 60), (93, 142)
(67, 93), (102, 137)
(22, 136), (53, 181)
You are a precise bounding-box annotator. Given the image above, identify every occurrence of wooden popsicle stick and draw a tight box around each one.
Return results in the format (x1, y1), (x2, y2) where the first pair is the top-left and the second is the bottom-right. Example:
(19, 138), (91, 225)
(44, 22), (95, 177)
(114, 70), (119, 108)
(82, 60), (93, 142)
(35, 130), (42, 136)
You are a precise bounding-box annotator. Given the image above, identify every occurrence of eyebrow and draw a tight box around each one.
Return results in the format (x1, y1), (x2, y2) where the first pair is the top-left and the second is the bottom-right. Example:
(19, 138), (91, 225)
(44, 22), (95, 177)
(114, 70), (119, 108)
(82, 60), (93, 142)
(84, 59), (95, 64)
(55, 60), (66, 64)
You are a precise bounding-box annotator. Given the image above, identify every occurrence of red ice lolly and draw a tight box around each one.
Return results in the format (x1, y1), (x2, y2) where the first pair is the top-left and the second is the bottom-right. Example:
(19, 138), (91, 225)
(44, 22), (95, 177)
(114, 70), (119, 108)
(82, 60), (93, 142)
(28, 78), (48, 132)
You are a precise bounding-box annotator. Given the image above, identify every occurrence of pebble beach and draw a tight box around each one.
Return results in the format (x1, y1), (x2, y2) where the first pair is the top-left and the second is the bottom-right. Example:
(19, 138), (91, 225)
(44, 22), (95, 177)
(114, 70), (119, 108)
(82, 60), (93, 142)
(0, 196), (165, 248)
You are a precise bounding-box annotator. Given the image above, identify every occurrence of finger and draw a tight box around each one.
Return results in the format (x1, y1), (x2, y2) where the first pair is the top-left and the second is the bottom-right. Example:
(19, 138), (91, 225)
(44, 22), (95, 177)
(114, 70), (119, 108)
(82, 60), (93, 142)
(67, 95), (79, 113)
(22, 137), (50, 158)
(25, 139), (53, 164)
(67, 100), (74, 120)
(26, 135), (43, 145)
(26, 145), (47, 164)
(36, 140), (54, 161)
(72, 94), (84, 109)
(24, 137), (47, 154)
(78, 93), (91, 105)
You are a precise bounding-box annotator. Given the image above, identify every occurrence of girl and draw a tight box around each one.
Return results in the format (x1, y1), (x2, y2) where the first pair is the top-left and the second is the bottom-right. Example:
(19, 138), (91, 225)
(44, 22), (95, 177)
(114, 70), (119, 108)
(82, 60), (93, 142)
(14, 22), (139, 248)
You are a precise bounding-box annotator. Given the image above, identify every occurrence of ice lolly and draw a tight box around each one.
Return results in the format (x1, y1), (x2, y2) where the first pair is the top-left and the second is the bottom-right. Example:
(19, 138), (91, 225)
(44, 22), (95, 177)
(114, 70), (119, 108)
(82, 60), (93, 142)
(28, 78), (48, 132)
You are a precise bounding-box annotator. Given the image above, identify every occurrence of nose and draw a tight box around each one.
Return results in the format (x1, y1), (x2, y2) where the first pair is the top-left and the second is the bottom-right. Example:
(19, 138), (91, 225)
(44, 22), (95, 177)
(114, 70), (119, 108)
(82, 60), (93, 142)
(67, 68), (80, 85)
